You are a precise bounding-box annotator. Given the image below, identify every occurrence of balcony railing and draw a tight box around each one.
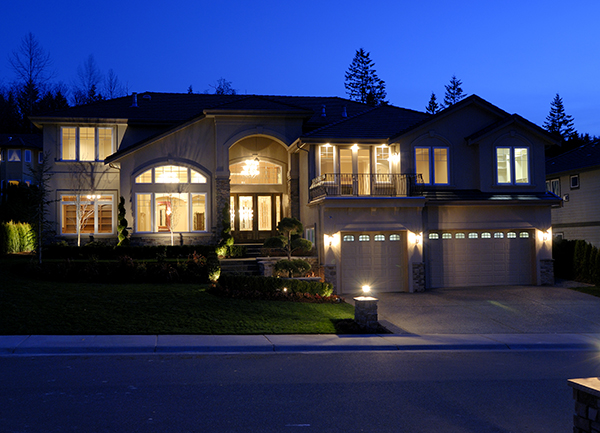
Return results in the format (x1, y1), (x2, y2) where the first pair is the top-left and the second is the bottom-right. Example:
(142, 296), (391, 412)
(309, 173), (424, 201)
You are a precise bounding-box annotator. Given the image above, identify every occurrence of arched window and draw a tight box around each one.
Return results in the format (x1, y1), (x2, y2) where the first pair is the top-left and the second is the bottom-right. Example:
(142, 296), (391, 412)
(230, 160), (282, 184)
(134, 164), (209, 233)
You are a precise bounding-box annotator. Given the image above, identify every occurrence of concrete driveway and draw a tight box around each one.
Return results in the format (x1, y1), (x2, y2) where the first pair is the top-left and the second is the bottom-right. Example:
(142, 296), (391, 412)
(350, 282), (600, 335)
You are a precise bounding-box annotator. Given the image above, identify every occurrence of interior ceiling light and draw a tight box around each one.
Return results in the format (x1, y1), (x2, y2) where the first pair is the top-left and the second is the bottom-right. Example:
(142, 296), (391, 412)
(241, 155), (260, 177)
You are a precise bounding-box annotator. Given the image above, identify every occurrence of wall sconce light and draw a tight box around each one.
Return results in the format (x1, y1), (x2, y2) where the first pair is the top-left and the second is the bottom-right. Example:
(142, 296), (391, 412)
(324, 234), (333, 248)
(543, 231), (549, 242)
(351, 143), (359, 151)
(391, 152), (400, 163)
(415, 233), (423, 245)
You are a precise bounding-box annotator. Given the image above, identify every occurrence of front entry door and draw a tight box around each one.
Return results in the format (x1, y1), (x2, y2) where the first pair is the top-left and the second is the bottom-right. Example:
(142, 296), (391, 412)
(231, 193), (281, 242)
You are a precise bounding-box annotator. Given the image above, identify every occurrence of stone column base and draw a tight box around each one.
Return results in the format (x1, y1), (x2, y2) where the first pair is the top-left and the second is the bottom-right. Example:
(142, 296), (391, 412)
(354, 296), (379, 330)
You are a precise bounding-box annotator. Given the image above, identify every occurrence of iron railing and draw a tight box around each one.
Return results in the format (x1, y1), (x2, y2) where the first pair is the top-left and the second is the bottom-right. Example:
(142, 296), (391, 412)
(309, 173), (424, 201)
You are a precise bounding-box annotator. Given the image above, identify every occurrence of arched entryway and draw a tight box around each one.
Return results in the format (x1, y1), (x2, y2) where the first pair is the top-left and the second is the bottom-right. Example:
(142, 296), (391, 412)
(229, 136), (288, 243)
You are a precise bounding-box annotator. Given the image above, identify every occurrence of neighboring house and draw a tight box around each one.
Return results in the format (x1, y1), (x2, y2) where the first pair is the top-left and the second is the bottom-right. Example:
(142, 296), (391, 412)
(30, 93), (560, 293)
(546, 141), (600, 247)
(0, 133), (43, 188)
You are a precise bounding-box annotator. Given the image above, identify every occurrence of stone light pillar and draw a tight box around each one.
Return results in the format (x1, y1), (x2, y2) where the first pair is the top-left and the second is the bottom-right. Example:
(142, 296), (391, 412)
(354, 296), (379, 331)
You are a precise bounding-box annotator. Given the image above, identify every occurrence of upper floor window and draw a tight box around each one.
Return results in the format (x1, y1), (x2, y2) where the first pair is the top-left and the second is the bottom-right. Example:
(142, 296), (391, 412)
(319, 145), (335, 175)
(546, 178), (560, 196)
(24, 150), (31, 163)
(496, 147), (529, 184)
(375, 146), (391, 175)
(230, 159), (282, 184)
(135, 165), (207, 184)
(61, 126), (114, 161)
(8, 149), (21, 162)
(415, 147), (449, 185)
(570, 174), (579, 189)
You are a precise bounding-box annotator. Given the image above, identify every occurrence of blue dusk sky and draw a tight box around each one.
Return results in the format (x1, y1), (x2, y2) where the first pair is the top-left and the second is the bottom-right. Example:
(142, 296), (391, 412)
(2, 0), (599, 135)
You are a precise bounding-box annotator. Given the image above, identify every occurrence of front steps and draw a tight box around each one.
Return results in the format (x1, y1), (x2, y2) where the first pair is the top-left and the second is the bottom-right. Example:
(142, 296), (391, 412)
(219, 243), (263, 276)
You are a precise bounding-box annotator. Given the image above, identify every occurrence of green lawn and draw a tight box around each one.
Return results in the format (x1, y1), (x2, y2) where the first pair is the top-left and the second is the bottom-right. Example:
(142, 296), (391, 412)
(571, 286), (600, 298)
(0, 257), (354, 335)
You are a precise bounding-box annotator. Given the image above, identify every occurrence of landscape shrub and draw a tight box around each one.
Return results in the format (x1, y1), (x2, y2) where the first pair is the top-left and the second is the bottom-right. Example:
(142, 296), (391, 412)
(42, 244), (216, 260)
(25, 250), (219, 284)
(0, 221), (35, 254)
(553, 239), (576, 279)
(213, 274), (336, 302)
(274, 259), (311, 278)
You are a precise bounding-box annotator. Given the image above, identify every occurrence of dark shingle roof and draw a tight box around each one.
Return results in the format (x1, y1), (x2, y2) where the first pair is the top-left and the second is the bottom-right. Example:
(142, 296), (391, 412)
(0, 133), (42, 149)
(302, 104), (430, 140)
(546, 141), (600, 175)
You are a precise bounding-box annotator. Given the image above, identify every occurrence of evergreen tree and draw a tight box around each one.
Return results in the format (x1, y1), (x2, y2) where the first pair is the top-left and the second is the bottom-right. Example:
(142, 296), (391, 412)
(344, 48), (387, 105)
(425, 92), (440, 114)
(442, 75), (466, 108)
(543, 93), (576, 141)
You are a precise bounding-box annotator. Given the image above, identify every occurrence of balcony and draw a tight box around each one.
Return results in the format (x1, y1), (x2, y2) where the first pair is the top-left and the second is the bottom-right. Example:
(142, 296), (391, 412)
(309, 173), (424, 201)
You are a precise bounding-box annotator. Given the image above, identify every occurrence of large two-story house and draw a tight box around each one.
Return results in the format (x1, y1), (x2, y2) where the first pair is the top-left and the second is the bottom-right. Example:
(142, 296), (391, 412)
(30, 92), (560, 293)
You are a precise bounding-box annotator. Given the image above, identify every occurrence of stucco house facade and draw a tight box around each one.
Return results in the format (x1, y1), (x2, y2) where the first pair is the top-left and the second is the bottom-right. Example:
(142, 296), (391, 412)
(30, 92), (559, 293)
(0, 133), (43, 188)
(546, 141), (600, 247)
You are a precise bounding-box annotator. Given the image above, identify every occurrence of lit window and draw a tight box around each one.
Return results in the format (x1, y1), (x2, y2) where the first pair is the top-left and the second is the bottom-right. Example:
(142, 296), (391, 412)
(429, 233), (439, 239)
(230, 160), (282, 184)
(507, 232), (517, 238)
(494, 232), (504, 238)
(343, 235), (355, 242)
(442, 233), (452, 239)
(468, 233), (478, 239)
(376, 147), (391, 176)
(520, 232), (530, 238)
(481, 232), (491, 238)
(359, 235), (370, 242)
(496, 147), (529, 184)
(374, 235), (385, 241)
(136, 169), (152, 183)
(319, 145), (334, 176)
(415, 147), (449, 185)
(60, 126), (114, 161)
(389, 234), (400, 241)
(455, 233), (465, 239)
(191, 170), (207, 183)
(156, 165), (188, 183)
(61, 194), (114, 235)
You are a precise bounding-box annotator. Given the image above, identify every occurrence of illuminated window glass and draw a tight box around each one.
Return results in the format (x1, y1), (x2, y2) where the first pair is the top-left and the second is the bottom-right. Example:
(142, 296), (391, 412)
(61, 127), (76, 160)
(137, 194), (152, 232)
(230, 160), (282, 184)
(415, 147), (430, 184)
(494, 232), (504, 238)
(429, 233), (439, 239)
(468, 233), (478, 239)
(343, 235), (355, 242)
(79, 127), (95, 161)
(520, 232), (530, 238)
(319, 145), (334, 175)
(496, 147), (529, 184)
(507, 232), (517, 238)
(136, 169), (152, 183)
(359, 235), (370, 242)
(61, 194), (114, 235)
(155, 165), (188, 183)
(376, 147), (391, 176)
(374, 235), (385, 241)
(98, 127), (114, 160)
(192, 194), (206, 231)
(191, 169), (207, 183)
(442, 233), (452, 239)
(481, 232), (491, 238)
(389, 234), (400, 241)
(455, 233), (465, 239)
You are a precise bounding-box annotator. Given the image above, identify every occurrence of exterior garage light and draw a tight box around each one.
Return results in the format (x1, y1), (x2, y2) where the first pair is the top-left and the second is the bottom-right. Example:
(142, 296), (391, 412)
(415, 233), (423, 245)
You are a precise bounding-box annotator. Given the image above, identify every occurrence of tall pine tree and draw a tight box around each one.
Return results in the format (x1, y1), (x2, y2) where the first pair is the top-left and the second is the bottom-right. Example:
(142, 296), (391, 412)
(425, 92), (440, 114)
(442, 75), (466, 108)
(344, 49), (387, 106)
(543, 93), (576, 141)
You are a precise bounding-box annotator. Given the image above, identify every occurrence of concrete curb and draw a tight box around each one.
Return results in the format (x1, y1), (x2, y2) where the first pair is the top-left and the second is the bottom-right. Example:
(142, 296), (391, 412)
(1, 333), (600, 355)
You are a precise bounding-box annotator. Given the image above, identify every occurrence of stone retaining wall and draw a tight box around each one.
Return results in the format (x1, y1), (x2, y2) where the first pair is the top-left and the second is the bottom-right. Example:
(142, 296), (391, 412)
(540, 259), (555, 286)
(568, 378), (600, 432)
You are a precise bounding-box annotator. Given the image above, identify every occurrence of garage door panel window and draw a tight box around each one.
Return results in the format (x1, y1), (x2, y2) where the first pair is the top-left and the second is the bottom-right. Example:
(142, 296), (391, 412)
(343, 235), (355, 242)
(359, 235), (370, 242)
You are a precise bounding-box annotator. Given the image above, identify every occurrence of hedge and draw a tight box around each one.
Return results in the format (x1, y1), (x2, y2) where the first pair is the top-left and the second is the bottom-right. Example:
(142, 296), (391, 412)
(215, 274), (334, 299)
(555, 238), (600, 285)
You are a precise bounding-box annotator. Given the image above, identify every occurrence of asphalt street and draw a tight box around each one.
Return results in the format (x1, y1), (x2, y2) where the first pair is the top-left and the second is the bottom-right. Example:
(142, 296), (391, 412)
(1, 350), (597, 432)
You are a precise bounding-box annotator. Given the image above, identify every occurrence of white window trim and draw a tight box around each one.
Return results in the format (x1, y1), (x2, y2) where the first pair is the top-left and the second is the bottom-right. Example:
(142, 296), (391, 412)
(60, 126), (115, 162)
(60, 193), (115, 235)
(495, 146), (530, 185)
(134, 192), (208, 234)
(415, 146), (450, 185)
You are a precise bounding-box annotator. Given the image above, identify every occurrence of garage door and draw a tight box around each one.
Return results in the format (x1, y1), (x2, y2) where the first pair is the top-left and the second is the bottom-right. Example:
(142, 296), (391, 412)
(341, 232), (406, 293)
(427, 230), (534, 287)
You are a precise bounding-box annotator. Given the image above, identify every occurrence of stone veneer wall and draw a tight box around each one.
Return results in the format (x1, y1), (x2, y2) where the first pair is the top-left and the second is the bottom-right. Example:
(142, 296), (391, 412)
(412, 263), (425, 292)
(323, 264), (337, 293)
(540, 259), (555, 286)
(288, 177), (300, 219)
(568, 378), (600, 433)
(215, 177), (230, 242)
